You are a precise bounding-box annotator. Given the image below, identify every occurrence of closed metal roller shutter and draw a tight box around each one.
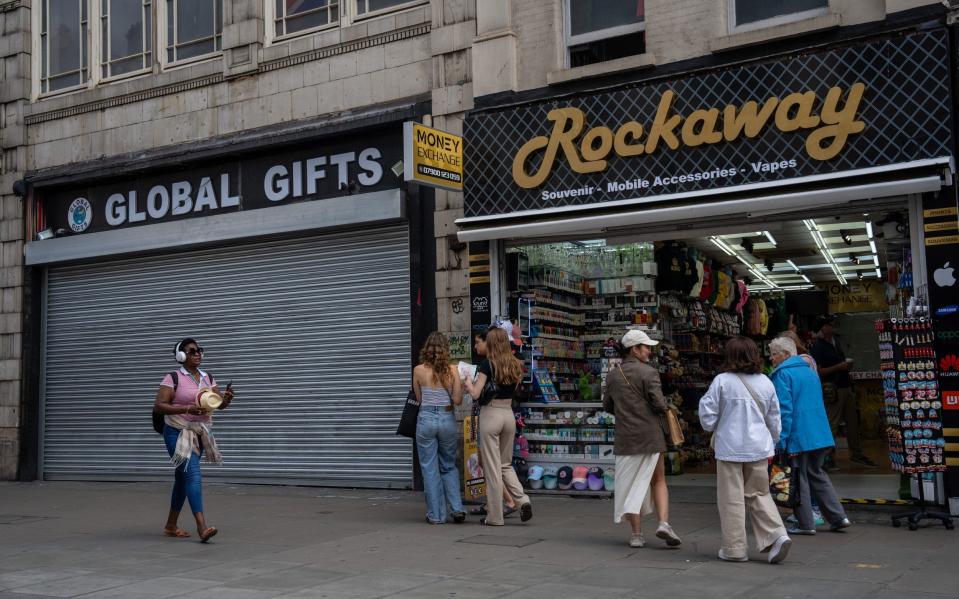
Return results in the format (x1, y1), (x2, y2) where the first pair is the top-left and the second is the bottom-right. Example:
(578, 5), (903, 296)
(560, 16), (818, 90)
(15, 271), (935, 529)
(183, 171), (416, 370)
(42, 225), (413, 487)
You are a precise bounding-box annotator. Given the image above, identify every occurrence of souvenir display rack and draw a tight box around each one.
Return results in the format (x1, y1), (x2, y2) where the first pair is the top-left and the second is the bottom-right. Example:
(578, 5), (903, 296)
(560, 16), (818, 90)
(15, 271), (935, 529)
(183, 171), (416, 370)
(876, 318), (954, 530)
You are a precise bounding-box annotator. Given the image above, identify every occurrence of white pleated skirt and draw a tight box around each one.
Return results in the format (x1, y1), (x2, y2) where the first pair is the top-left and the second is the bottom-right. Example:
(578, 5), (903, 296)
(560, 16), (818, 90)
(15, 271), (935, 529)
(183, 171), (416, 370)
(614, 453), (660, 523)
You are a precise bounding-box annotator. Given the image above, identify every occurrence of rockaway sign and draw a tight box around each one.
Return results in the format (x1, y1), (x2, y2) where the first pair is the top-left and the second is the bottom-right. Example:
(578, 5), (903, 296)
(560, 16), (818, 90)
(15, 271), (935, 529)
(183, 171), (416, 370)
(462, 30), (954, 219)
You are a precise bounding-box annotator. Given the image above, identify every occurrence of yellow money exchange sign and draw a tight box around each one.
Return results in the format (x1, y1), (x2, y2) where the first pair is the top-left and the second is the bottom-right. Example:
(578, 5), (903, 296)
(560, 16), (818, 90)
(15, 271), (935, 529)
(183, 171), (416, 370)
(403, 122), (463, 191)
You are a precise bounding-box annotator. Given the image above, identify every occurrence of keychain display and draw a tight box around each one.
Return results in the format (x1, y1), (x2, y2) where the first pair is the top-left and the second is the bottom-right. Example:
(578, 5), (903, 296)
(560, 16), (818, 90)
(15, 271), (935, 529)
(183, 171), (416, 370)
(876, 318), (946, 473)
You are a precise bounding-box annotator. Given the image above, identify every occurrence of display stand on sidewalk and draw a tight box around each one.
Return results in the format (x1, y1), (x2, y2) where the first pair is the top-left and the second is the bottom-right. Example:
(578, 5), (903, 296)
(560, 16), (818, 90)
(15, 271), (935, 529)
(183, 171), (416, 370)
(877, 318), (953, 531)
(891, 474), (954, 530)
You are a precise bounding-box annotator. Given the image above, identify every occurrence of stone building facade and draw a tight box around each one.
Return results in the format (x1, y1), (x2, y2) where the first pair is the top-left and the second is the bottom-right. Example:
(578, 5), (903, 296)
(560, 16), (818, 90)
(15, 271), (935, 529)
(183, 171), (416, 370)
(0, 0), (948, 481)
(0, 0), (476, 482)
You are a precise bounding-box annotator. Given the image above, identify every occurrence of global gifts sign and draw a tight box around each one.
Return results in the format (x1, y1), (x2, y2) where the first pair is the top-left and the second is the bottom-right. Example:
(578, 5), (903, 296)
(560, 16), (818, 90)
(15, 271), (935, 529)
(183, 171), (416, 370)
(462, 30), (953, 219)
(38, 128), (402, 236)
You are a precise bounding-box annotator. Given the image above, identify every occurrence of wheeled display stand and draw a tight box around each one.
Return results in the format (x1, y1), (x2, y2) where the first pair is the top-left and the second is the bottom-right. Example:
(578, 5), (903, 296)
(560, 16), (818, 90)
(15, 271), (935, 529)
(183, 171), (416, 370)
(890, 474), (954, 530)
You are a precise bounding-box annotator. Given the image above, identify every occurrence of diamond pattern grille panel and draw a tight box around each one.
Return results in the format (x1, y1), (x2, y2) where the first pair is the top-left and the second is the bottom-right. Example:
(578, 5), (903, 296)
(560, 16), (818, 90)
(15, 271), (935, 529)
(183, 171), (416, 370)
(463, 30), (953, 219)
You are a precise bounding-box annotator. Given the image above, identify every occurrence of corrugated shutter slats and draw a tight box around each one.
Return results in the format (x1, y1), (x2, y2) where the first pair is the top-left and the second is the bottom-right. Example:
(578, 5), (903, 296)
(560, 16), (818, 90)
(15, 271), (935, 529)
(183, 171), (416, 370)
(42, 225), (413, 487)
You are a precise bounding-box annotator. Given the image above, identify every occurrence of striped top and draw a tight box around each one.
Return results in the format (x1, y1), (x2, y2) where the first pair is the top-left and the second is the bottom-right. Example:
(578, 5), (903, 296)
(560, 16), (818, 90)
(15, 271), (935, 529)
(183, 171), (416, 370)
(421, 385), (452, 407)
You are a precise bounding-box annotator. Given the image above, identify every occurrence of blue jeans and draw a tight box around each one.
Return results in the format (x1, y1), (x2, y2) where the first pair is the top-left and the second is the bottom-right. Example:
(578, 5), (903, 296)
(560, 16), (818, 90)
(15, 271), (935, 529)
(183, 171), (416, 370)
(163, 425), (204, 514)
(416, 407), (463, 523)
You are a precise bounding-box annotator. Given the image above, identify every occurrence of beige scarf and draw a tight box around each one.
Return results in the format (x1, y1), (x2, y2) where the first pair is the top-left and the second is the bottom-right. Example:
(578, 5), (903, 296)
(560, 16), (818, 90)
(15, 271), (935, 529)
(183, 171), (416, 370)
(165, 414), (223, 468)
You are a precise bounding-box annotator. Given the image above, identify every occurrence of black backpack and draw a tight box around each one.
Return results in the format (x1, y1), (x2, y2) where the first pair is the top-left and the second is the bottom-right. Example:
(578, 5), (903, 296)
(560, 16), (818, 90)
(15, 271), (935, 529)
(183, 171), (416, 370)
(152, 371), (180, 434)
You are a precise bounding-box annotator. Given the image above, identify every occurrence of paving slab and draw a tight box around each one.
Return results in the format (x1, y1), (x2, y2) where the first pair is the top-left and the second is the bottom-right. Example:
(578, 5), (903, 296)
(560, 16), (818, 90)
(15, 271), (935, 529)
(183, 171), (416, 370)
(0, 481), (956, 598)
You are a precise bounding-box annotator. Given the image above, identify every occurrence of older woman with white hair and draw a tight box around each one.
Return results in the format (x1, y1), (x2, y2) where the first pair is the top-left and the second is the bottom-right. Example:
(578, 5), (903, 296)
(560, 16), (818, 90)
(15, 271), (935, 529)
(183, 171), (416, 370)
(769, 336), (851, 535)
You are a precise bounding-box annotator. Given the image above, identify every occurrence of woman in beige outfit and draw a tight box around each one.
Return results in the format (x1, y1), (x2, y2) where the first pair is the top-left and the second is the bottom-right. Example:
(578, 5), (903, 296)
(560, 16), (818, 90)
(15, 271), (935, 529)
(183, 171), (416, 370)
(463, 327), (532, 526)
(699, 337), (791, 564)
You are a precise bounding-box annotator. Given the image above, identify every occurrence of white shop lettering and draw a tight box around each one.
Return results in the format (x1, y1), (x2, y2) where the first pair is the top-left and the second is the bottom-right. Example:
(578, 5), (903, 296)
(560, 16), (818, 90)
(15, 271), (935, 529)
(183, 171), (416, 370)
(105, 173), (240, 226)
(264, 147), (383, 202)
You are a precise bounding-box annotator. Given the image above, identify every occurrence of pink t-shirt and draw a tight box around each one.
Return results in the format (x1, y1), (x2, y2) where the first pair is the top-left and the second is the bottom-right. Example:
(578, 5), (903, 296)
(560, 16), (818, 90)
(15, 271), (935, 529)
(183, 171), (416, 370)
(161, 368), (217, 423)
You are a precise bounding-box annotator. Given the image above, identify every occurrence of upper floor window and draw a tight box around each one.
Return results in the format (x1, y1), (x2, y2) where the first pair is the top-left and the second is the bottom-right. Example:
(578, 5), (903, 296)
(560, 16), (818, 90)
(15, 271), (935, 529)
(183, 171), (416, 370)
(166, 0), (222, 63)
(40, 0), (89, 93)
(36, 0), (226, 96)
(273, 0), (339, 38)
(101, 0), (152, 78)
(566, 0), (645, 69)
(355, 0), (417, 17)
(730, 0), (828, 33)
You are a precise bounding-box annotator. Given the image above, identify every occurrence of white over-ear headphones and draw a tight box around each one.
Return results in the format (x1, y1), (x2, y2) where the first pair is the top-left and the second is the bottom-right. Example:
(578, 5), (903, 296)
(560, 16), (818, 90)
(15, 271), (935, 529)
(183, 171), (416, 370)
(174, 341), (187, 364)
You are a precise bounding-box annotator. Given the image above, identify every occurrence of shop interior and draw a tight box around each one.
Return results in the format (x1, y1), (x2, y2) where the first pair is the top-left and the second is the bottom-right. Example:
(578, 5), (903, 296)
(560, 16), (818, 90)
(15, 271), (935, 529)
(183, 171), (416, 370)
(504, 199), (923, 497)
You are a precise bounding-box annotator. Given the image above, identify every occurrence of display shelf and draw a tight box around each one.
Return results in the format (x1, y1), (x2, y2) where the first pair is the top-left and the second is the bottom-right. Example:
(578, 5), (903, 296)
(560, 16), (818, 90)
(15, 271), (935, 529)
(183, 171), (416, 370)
(532, 352), (586, 360)
(527, 488), (612, 496)
(527, 296), (584, 311)
(519, 402), (604, 408)
(535, 333), (583, 342)
(531, 315), (583, 327)
(524, 435), (579, 442)
(530, 281), (584, 295)
(525, 420), (614, 426)
(526, 454), (615, 464)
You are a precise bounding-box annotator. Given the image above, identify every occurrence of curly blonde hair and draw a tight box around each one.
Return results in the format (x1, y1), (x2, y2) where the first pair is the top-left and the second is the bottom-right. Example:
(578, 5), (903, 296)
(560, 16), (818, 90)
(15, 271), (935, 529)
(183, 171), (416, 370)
(419, 332), (454, 390)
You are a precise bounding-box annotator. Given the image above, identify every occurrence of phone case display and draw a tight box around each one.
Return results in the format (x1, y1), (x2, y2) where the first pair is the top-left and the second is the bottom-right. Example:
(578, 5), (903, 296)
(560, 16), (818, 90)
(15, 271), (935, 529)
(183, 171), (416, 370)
(525, 282), (586, 400)
(533, 368), (560, 403)
(877, 319), (946, 473)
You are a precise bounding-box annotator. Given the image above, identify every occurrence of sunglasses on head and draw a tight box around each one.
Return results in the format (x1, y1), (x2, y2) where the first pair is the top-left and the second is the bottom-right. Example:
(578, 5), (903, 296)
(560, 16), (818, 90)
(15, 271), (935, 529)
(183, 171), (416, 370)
(186, 347), (204, 356)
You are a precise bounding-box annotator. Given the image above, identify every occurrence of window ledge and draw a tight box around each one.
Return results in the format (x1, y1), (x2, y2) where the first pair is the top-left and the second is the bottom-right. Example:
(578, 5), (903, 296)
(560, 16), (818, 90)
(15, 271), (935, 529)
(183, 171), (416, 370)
(710, 13), (841, 53)
(547, 53), (656, 86)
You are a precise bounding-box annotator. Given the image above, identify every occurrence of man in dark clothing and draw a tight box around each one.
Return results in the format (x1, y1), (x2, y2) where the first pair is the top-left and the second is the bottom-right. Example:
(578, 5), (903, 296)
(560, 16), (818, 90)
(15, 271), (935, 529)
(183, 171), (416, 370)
(809, 315), (878, 470)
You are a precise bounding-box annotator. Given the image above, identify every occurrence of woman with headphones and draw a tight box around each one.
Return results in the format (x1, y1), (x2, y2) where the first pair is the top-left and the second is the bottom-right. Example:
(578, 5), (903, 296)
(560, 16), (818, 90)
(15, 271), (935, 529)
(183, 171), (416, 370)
(153, 338), (235, 542)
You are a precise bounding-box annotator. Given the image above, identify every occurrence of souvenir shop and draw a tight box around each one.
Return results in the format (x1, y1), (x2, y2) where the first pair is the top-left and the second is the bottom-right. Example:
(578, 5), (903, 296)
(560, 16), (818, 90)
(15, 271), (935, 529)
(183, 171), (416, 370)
(458, 28), (959, 505)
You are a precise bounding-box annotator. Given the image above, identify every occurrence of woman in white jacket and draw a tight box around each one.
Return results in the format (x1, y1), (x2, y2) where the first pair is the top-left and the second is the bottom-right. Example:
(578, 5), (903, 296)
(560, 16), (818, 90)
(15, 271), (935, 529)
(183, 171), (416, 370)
(699, 336), (791, 564)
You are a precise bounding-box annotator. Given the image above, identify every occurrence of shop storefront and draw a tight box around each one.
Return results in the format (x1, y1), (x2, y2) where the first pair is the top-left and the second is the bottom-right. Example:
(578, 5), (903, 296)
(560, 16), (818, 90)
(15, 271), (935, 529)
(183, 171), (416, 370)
(23, 116), (430, 488)
(459, 29), (959, 501)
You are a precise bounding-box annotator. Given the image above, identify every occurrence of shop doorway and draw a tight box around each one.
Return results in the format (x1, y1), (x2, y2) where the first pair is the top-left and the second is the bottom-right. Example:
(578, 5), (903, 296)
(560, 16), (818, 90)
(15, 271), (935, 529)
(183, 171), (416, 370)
(498, 200), (921, 499)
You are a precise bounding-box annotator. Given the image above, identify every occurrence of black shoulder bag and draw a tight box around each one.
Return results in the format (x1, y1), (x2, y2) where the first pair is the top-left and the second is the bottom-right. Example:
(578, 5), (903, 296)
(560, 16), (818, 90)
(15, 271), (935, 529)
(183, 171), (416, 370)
(152, 371), (178, 434)
(478, 365), (501, 407)
(396, 388), (420, 438)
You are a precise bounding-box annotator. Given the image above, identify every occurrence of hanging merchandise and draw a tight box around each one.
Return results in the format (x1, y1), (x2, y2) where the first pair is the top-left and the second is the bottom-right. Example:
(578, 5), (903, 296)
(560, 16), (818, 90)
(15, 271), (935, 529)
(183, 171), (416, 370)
(876, 318), (946, 473)
(735, 280), (750, 315)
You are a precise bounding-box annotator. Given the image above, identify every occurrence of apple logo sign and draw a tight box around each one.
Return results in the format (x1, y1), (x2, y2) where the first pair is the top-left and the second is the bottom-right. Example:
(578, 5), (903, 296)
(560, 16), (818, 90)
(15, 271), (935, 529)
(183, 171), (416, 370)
(934, 262), (956, 287)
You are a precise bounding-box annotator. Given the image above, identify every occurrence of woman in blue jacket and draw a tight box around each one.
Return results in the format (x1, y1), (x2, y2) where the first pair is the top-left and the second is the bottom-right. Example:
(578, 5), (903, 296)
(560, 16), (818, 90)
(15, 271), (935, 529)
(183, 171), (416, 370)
(769, 337), (851, 535)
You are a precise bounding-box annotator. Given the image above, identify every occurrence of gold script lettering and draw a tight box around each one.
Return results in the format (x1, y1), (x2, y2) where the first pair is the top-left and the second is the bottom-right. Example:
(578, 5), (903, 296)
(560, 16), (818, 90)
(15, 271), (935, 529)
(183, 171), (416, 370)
(581, 126), (614, 166)
(681, 108), (723, 147)
(510, 83), (868, 188)
(775, 91), (821, 132)
(806, 83), (866, 161)
(613, 121), (645, 157)
(723, 98), (779, 141)
(512, 107), (602, 188)
(645, 90), (682, 154)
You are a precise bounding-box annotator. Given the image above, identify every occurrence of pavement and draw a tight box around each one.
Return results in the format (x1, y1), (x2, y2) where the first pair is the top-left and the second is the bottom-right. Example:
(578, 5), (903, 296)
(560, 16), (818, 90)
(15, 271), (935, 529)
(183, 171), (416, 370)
(1, 480), (956, 599)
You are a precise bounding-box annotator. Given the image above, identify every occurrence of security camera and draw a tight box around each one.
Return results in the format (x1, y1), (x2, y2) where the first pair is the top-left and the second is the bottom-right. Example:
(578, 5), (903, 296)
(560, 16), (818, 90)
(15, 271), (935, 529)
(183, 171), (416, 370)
(390, 160), (404, 178)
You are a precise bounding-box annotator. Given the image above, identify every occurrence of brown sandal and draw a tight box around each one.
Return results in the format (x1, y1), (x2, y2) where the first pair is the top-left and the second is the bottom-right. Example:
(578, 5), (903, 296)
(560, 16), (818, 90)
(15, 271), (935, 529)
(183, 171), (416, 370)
(163, 528), (191, 538)
(200, 527), (218, 543)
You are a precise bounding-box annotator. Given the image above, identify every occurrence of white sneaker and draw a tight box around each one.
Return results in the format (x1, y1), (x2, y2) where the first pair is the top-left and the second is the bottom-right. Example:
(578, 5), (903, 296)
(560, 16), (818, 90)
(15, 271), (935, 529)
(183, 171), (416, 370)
(718, 548), (748, 562)
(768, 535), (792, 564)
(629, 534), (645, 548)
(656, 522), (682, 547)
